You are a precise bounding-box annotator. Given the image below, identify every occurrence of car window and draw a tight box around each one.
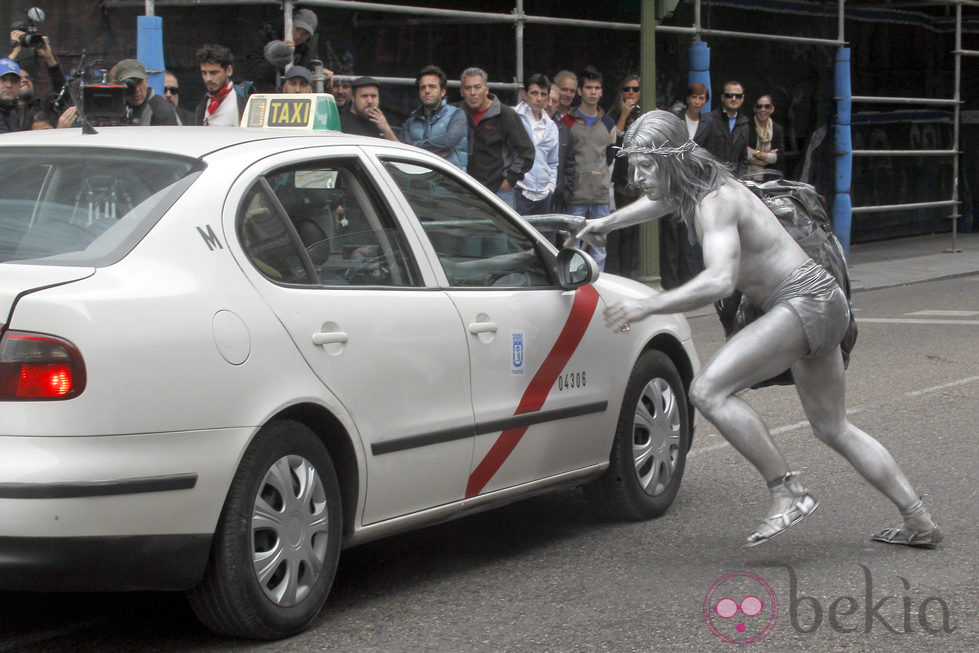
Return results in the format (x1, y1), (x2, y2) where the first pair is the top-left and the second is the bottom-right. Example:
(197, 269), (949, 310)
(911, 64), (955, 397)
(237, 159), (419, 287)
(380, 160), (555, 288)
(0, 147), (201, 266)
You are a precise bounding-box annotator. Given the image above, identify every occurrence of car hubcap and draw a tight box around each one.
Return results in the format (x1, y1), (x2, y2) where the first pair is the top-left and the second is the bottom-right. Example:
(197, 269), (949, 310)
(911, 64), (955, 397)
(251, 455), (330, 606)
(632, 377), (681, 495)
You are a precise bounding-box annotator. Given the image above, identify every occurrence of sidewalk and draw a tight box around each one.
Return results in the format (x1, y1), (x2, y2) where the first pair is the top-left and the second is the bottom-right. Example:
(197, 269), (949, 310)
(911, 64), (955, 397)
(847, 231), (979, 292)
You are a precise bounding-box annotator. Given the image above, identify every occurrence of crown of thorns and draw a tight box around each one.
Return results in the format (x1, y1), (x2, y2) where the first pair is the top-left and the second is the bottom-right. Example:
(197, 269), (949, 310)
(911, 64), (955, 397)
(617, 139), (699, 158)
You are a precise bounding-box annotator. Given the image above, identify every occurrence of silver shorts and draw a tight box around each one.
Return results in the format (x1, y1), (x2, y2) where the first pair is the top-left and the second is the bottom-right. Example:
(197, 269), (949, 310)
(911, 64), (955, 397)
(761, 259), (850, 359)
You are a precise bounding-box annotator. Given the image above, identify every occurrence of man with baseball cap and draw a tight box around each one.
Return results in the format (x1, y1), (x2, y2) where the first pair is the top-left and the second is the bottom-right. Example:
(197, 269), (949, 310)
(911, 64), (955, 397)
(281, 66), (313, 94)
(0, 58), (24, 133)
(113, 58), (178, 126)
(340, 76), (398, 140)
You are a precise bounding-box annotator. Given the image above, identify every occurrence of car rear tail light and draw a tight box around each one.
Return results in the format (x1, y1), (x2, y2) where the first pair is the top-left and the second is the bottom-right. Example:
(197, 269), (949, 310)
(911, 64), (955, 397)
(0, 330), (87, 400)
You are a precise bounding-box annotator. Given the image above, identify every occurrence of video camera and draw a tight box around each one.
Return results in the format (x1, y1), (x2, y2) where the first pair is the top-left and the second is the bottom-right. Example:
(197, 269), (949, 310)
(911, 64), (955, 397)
(12, 8), (46, 49)
(52, 55), (130, 127)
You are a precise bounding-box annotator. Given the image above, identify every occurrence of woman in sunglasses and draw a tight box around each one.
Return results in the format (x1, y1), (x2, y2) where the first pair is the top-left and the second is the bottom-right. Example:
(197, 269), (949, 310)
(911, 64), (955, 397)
(747, 94), (785, 175)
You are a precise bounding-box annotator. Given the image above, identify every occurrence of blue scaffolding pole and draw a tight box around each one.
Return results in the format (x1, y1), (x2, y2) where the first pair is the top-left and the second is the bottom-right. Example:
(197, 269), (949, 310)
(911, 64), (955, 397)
(834, 47), (853, 259)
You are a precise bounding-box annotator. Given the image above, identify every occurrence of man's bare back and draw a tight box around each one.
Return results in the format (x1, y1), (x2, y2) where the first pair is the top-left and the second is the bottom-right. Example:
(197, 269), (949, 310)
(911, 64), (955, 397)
(697, 181), (809, 307)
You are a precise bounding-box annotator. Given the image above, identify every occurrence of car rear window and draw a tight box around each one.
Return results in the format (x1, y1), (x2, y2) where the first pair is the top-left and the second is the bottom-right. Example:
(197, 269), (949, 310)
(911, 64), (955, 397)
(0, 147), (202, 266)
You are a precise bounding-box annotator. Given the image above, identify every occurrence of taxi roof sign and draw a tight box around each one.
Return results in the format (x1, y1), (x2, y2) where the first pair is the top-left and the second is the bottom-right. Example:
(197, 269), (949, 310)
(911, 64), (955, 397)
(241, 93), (341, 131)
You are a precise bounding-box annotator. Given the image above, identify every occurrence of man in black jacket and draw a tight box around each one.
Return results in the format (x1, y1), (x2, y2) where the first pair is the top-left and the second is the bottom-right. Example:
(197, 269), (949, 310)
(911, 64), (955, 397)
(459, 67), (534, 209)
(706, 80), (750, 176)
(114, 59), (177, 126)
(339, 76), (398, 140)
(246, 8), (321, 93)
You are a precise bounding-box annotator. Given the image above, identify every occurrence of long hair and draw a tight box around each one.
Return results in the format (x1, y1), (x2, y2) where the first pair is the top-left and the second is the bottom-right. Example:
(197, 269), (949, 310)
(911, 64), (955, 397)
(621, 110), (735, 235)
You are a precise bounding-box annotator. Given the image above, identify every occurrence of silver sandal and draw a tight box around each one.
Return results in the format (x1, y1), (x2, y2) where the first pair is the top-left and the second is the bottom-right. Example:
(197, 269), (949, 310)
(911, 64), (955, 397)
(871, 497), (943, 548)
(744, 472), (819, 549)
(871, 524), (944, 549)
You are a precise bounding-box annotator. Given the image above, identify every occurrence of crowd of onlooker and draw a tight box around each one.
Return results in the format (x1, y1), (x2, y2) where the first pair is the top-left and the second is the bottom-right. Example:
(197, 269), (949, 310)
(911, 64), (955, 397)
(0, 6), (785, 282)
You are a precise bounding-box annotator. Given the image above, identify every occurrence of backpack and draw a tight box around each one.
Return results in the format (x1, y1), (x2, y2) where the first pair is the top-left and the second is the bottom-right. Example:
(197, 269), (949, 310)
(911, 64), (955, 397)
(234, 80), (257, 102)
(714, 174), (858, 387)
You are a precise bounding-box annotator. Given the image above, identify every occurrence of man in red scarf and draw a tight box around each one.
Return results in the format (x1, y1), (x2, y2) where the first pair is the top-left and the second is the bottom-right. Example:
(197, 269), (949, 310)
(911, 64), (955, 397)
(194, 44), (245, 127)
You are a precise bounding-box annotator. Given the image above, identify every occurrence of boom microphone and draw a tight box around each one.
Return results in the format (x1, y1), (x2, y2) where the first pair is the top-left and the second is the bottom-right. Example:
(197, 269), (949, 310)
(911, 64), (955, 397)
(264, 40), (293, 68)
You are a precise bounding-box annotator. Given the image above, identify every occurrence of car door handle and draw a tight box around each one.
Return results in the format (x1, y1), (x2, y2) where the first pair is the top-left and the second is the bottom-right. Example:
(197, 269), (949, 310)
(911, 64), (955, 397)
(312, 331), (349, 345)
(468, 322), (498, 335)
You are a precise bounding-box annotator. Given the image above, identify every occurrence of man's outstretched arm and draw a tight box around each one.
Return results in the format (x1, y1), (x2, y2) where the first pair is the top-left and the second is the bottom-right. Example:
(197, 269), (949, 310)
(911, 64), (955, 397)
(571, 195), (676, 248)
(604, 191), (741, 323)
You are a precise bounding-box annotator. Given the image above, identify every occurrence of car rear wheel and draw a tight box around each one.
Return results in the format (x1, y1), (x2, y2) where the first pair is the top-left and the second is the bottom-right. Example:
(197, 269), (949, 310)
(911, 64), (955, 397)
(188, 419), (342, 639)
(585, 350), (689, 521)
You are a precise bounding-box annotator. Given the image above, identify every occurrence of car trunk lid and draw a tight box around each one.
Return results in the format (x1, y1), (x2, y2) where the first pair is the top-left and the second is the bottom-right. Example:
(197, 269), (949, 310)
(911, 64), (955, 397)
(0, 264), (95, 328)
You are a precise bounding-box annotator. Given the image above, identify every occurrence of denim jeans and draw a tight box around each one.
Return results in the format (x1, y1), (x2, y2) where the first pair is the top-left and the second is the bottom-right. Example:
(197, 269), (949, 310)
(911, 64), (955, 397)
(515, 191), (553, 216)
(496, 188), (516, 209)
(565, 202), (610, 271)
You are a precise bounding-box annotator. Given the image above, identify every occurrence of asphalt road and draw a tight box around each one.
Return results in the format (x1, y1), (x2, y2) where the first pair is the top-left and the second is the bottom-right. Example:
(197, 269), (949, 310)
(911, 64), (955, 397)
(1, 276), (976, 652)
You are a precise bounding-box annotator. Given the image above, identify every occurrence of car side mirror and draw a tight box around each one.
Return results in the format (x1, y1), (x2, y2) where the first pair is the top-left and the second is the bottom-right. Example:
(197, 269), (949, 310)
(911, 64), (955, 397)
(555, 248), (599, 290)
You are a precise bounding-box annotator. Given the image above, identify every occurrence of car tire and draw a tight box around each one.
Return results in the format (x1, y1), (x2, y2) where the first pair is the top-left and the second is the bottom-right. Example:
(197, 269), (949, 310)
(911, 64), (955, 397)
(187, 419), (342, 639)
(585, 350), (689, 521)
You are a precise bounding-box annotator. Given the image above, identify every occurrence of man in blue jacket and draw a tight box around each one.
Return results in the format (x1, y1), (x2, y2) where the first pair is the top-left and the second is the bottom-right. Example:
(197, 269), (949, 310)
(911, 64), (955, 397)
(400, 65), (467, 170)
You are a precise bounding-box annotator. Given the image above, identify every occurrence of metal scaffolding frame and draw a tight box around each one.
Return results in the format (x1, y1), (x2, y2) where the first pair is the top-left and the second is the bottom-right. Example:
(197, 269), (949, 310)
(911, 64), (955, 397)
(130, 0), (973, 252)
(848, 0), (978, 253)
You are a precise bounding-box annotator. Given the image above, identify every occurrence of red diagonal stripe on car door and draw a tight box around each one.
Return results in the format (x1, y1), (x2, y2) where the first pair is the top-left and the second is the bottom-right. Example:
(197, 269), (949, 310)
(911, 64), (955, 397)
(465, 284), (600, 498)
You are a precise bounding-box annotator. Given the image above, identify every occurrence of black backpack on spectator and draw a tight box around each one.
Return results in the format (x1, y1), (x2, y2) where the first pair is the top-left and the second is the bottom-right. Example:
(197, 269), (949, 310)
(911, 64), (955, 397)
(714, 174), (858, 387)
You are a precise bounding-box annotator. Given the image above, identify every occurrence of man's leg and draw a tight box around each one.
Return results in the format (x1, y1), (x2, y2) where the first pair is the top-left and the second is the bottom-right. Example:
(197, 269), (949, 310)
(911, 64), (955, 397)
(791, 350), (942, 546)
(689, 305), (819, 545)
(496, 188), (516, 209)
(514, 190), (533, 216)
(565, 203), (607, 270)
(586, 203), (609, 271)
(690, 305), (810, 481)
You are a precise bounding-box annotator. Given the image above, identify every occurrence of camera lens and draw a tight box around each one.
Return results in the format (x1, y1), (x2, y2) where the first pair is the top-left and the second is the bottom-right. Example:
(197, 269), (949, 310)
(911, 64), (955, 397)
(18, 32), (44, 48)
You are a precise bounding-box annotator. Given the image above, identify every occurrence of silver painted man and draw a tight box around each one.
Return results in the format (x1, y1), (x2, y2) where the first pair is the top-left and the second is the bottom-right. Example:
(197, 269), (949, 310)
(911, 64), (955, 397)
(576, 110), (942, 548)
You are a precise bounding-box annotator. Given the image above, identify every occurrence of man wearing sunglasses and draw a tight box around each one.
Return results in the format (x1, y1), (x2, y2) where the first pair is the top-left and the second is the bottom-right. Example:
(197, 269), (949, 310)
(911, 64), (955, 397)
(708, 80), (749, 176)
(163, 71), (195, 126)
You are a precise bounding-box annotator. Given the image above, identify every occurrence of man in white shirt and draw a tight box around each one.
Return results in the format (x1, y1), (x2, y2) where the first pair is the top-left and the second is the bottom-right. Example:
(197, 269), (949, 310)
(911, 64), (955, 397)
(513, 73), (559, 215)
(194, 44), (244, 127)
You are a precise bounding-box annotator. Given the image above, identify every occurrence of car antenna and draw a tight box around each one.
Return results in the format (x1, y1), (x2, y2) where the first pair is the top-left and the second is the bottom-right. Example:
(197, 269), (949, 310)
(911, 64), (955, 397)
(64, 51), (99, 134)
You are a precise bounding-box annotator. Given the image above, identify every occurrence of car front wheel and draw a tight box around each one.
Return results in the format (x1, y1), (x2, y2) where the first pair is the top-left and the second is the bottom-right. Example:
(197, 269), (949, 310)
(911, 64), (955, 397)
(585, 350), (689, 521)
(188, 419), (342, 639)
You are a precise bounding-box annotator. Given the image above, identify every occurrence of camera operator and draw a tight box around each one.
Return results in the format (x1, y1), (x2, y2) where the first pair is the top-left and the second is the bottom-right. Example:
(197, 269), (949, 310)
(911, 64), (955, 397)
(1, 58), (23, 132)
(112, 59), (177, 126)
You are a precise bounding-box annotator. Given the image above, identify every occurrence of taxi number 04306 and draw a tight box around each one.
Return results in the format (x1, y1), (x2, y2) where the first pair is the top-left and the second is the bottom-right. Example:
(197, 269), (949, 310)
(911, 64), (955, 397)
(557, 371), (586, 391)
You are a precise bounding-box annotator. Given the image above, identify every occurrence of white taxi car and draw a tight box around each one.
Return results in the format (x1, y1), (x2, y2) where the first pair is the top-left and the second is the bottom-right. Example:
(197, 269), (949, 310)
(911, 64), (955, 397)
(0, 127), (698, 639)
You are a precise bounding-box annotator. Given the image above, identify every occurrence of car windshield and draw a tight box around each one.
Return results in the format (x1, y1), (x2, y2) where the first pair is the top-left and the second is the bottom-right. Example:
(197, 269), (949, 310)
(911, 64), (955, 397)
(0, 147), (203, 266)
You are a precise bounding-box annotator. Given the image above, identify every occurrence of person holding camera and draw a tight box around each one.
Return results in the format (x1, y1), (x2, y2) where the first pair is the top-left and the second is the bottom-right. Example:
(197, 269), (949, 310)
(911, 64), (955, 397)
(113, 59), (178, 126)
(8, 28), (64, 92)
